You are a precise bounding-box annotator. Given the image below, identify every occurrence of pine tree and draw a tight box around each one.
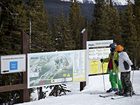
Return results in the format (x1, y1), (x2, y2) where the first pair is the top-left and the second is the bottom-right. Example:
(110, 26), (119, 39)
(27, 0), (52, 52)
(52, 14), (75, 51)
(0, 0), (28, 54)
(120, 0), (137, 63)
(134, 0), (140, 67)
(69, 0), (85, 49)
(107, 1), (122, 44)
(91, 0), (113, 40)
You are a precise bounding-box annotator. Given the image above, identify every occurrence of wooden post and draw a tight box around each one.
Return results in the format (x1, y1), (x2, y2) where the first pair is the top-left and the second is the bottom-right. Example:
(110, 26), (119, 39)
(80, 28), (87, 91)
(21, 30), (30, 102)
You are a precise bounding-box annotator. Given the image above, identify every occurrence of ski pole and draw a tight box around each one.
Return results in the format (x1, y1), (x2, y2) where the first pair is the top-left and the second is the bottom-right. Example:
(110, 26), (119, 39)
(131, 69), (135, 97)
(131, 69), (134, 85)
(101, 62), (106, 91)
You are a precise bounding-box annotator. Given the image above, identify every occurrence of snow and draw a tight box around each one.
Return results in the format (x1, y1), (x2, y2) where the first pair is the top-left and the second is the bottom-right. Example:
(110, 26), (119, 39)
(61, 0), (134, 5)
(17, 70), (140, 105)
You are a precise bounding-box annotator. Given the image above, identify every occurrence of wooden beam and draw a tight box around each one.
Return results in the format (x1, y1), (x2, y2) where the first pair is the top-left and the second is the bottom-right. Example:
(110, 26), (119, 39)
(0, 84), (26, 92)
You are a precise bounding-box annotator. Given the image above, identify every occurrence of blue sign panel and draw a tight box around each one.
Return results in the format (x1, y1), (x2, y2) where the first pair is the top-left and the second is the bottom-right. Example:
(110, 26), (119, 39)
(10, 61), (18, 70)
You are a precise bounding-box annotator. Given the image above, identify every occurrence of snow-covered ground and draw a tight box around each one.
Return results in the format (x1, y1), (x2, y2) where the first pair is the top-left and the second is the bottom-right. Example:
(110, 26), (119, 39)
(17, 70), (140, 105)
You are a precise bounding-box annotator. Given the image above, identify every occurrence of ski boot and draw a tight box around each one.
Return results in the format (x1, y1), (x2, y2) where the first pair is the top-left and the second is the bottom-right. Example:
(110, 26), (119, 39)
(106, 88), (113, 93)
(106, 88), (118, 93)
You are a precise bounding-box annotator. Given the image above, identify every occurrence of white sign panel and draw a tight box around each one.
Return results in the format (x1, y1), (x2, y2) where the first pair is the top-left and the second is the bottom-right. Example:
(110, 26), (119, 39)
(89, 48), (111, 60)
(0, 54), (26, 74)
(73, 50), (86, 82)
(86, 40), (113, 75)
(87, 40), (113, 48)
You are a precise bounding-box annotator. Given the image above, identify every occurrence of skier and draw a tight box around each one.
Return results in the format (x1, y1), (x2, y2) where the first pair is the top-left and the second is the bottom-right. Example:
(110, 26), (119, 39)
(115, 45), (135, 96)
(100, 43), (122, 93)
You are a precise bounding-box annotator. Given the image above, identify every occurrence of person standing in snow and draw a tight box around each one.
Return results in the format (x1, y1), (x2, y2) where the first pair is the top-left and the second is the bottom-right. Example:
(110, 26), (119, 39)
(115, 45), (135, 96)
(100, 43), (122, 93)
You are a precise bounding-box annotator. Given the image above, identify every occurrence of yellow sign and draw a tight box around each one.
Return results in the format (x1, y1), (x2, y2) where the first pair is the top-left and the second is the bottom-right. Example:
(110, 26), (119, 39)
(89, 60), (108, 74)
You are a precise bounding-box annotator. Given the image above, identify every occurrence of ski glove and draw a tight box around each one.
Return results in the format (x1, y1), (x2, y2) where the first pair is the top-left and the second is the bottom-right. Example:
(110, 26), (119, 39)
(100, 59), (103, 63)
(114, 60), (118, 66)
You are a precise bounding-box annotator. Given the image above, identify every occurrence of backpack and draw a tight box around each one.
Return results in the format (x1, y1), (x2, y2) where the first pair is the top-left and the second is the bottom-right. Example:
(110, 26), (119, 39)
(123, 60), (130, 70)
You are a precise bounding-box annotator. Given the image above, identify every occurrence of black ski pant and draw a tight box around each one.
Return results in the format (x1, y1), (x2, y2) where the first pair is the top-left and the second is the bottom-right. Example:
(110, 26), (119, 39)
(121, 72), (133, 94)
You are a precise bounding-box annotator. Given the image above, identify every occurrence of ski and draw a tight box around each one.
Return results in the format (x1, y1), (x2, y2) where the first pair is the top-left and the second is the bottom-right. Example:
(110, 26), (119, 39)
(111, 95), (125, 100)
(99, 94), (116, 98)
(111, 93), (140, 100)
(98, 92), (140, 99)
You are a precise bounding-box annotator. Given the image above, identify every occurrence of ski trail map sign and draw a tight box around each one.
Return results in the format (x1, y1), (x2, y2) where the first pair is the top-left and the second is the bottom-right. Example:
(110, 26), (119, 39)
(28, 51), (73, 88)
(86, 40), (113, 75)
(28, 50), (86, 88)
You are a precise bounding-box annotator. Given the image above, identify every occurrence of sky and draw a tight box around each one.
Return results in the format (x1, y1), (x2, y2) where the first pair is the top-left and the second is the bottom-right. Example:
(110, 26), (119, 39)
(17, 70), (140, 105)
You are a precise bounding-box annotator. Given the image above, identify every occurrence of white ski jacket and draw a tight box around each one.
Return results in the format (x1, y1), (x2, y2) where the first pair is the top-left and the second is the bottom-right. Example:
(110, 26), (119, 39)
(118, 51), (133, 72)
